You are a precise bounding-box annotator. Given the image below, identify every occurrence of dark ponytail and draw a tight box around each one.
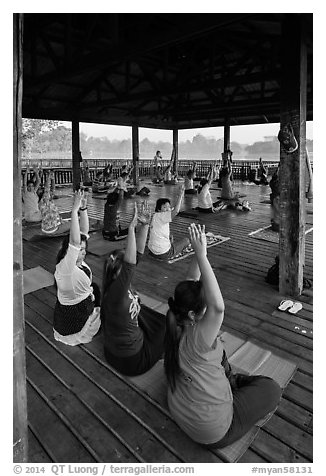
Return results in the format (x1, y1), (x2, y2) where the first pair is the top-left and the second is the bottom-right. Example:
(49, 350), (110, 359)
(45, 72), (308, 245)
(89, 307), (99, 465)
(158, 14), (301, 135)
(164, 281), (206, 392)
(101, 250), (125, 304)
(164, 297), (181, 393)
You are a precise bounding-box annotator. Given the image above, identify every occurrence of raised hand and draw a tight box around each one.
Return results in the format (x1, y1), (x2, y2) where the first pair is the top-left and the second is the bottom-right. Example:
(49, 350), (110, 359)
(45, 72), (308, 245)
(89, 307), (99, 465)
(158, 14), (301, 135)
(130, 202), (138, 228)
(72, 189), (83, 212)
(178, 183), (185, 198)
(188, 223), (207, 257)
(137, 200), (151, 225)
(80, 189), (88, 209)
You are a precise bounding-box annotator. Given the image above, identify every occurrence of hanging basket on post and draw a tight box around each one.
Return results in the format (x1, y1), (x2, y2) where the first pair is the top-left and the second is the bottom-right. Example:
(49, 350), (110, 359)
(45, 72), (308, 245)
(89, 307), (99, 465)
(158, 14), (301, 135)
(277, 123), (298, 153)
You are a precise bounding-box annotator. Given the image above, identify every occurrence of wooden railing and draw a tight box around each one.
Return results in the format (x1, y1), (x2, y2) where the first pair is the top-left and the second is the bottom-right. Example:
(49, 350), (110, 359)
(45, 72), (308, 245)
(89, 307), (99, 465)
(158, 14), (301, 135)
(21, 158), (282, 186)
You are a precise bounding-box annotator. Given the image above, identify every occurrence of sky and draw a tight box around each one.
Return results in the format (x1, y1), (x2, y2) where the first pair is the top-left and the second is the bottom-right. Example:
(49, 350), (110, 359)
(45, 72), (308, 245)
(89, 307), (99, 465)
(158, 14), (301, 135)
(65, 121), (313, 145)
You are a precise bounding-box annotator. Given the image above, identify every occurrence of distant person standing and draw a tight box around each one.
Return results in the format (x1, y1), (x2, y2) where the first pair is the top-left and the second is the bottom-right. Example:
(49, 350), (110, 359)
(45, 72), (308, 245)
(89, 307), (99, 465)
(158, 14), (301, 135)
(152, 151), (165, 183)
(153, 151), (163, 169)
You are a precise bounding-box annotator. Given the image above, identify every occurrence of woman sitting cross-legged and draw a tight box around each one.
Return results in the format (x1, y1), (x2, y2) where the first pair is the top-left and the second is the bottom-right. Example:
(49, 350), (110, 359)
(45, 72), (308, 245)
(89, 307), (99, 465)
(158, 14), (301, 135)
(148, 184), (190, 260)
(197, 164), (222, 213)
(102, 186), (128, 241)
(39, 171), (71, 235)
(163, 154), (178, 185)
(164, 223), (282, 448)
(53, 190), (101, 346)
(22, 165), (42, 222)
(184, 162), (198, 195)
(101, 202), (166, 376)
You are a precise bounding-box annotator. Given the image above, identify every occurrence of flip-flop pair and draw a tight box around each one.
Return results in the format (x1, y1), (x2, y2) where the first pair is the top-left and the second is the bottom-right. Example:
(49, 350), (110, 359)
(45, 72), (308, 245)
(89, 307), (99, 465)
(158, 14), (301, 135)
(278, 300), (303, 314)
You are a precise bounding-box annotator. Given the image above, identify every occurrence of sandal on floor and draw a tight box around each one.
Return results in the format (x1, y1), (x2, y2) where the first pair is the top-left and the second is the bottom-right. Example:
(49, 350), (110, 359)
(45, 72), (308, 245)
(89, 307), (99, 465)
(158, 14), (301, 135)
(278, 299), (294, 311)
(288, 302), (303, 314)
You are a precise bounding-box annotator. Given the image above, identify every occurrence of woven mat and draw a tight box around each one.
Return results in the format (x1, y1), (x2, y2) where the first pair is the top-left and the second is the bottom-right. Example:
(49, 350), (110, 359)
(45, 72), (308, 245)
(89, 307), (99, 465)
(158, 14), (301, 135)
(91, 194), (108, 200)
(249, 225), (313, 243)
(128, 296), (297, 462)
(168, 233), (230, 264)
(22, 218), (102, 242)
(53, 194), (72, 200)
(86, 231), (126, 256)
(177, 210), (199, 219)
(23, 266), (55, 294)
(215, 193), (247, 199)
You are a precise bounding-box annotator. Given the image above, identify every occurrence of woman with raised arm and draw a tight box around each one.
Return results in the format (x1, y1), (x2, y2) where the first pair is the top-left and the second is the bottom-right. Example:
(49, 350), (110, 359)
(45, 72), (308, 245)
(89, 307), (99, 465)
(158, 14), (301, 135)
(184, 162), (197, 194)
(148, 184), (190, 260)
(163, 154), (178, 184)
(164, 223), (282, 448)
(22, 165), (42, 222)
(53, 190), (101, 345)
(197, 164), (222, 213)
(102, 186), (128, 241)
(101, 202), (166, 376)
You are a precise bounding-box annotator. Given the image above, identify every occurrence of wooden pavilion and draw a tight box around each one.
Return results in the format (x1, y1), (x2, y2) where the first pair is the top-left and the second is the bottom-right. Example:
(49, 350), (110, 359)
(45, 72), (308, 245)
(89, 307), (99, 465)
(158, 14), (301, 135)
(13, 13), (313, 463)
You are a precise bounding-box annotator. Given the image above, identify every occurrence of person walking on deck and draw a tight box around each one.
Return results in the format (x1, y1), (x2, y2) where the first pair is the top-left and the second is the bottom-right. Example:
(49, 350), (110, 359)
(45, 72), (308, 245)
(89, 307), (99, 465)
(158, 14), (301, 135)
(164, 223), (282, 448)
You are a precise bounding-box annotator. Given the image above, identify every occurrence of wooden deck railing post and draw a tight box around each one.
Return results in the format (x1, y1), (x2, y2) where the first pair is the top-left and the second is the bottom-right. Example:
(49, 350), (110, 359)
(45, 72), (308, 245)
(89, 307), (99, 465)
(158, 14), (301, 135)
(13, 13), (28, 463)
(223, 120), (230, 153)
(132, 125), (139, 187)
(279, 14), (308, 296)
(72, 121), (81, 191)
(173, 129), (178, 175)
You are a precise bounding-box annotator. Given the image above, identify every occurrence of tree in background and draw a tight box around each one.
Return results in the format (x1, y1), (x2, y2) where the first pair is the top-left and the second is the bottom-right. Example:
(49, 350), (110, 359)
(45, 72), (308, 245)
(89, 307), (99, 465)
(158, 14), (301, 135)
(22, 119), (72, 160)
(22, 120), (313, 161)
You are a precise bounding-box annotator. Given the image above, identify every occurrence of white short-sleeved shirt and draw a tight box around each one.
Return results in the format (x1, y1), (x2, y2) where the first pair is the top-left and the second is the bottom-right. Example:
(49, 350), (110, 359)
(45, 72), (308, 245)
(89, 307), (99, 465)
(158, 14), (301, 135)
(148, 211), (172, 255)
(54, 243), (93, 305)
(184, 176), (194, 190)
(198, 184), (213, 209)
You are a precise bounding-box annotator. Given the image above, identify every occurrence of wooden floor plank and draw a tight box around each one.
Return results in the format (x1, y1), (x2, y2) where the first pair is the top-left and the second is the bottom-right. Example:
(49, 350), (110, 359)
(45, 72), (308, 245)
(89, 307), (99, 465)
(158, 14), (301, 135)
(27, 382), (97, 463)
(27, 428), (53, 463)
(23, 181), (313, 463)
(24, 297), (223, 463)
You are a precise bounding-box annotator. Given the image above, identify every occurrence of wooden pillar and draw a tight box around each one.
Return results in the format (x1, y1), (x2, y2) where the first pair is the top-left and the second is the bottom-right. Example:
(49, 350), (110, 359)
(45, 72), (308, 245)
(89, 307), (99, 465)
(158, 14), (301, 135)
(279, 14), (307, 296)
(13, 13), (28, 463)
(223, 121), (231, 152)
(132, 125), (139, 186)
(173, 128), (178, 173)
(72, 120), (81, 191)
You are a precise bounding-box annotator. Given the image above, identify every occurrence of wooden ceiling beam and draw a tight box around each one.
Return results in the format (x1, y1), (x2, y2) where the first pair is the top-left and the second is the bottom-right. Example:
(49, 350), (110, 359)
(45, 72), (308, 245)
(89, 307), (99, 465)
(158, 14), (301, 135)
(74, 69), (281, 109)
(23, 13), (256, 88)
